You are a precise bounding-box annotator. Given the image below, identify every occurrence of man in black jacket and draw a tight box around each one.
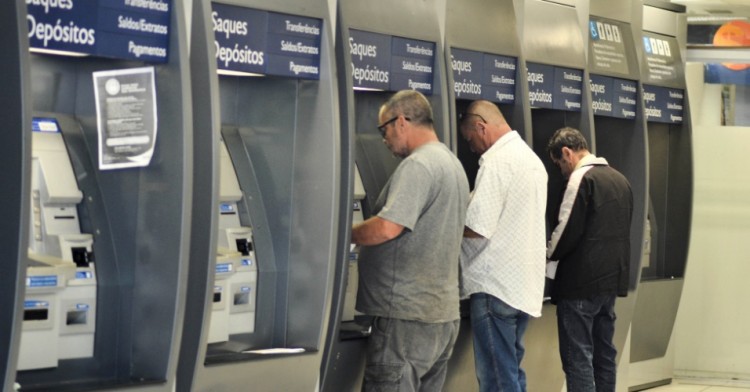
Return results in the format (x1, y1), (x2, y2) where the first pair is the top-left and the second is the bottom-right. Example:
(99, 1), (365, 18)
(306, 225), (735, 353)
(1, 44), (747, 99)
(546, 127), (633, 392)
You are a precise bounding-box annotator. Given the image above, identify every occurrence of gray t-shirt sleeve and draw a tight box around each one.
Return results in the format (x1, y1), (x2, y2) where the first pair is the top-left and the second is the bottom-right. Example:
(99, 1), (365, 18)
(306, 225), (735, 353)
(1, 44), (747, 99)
(377, 158), (432, 232)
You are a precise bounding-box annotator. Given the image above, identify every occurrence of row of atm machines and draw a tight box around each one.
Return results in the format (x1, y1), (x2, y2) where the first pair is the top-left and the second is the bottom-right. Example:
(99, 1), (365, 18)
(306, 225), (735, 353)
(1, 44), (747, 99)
(0, 0), (691, 391)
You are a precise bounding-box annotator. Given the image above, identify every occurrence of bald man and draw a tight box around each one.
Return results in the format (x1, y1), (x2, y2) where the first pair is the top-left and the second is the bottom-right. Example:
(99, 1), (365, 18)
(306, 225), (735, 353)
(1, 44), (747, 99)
(459, 100), (548, 392)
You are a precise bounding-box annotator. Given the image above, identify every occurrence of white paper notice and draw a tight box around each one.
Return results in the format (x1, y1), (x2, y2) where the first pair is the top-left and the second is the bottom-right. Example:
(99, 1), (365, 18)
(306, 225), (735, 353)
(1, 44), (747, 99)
(93, 66), (157, 170)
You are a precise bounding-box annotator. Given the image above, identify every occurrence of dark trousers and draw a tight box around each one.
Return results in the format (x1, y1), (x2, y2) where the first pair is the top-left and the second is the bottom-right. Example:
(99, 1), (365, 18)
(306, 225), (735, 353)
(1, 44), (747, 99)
(556, 295), (618, 392)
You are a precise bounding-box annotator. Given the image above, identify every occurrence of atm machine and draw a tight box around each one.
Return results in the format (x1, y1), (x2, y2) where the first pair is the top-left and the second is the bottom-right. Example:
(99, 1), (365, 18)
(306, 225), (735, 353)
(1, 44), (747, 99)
(629, 1), (693, 390)
(203, 142), (258, 345)
(0, 1), (32, 389)
(321, 0), (449, 390)
(518, 0), (591, 390)
(19, 120), (98, 371)
(442, 0), (528, 390)
(587, 2), (650, 390)
(15, 1), (195, 391)
(177, 0), (343, 391)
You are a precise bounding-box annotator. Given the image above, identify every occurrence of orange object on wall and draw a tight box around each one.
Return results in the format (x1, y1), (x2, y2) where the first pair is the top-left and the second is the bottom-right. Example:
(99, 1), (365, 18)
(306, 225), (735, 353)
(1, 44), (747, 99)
(713, 20), (750, 71)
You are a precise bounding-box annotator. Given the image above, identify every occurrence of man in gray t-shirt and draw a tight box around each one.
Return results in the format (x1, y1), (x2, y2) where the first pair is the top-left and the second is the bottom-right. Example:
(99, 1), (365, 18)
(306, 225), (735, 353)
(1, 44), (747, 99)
(352, 90), (469, 392)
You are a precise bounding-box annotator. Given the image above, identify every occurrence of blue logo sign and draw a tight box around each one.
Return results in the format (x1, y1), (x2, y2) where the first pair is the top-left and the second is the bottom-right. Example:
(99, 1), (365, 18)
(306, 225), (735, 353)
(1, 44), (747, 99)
(349, 29), (435, 94)
(590, 21), (599, 40)
(27, 0), (171, 63)
(642, 33), (681, 86)
(211, 3), (322, 80)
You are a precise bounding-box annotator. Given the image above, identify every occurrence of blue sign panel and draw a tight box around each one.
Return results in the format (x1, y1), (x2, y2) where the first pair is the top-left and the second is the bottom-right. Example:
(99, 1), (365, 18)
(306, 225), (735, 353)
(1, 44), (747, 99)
(27, 0), (171, 63)
(612, 78), (638, 119)
(643, 84), (684, 124)
(482, 54), (516, 104)
(391, 37), (435, 94)
(265, 12), (322, 78)
(553, 66), (583, 112)
(590, 74), (614, 117)
(211, 3), (321, 79)
(349, 30), (435, 94)
(451, 49), (516, 104)
(349, 29), (392, 90)
(590, 75), (638, 119)
(450, 48), (483, 100)
(211, 4), (267, 75)
(527, 62), (555, 109)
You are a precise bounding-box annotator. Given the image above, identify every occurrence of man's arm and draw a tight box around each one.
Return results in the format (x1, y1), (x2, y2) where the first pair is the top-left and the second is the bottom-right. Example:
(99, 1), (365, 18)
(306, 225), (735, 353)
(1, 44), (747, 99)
(352, 216), (405, 246)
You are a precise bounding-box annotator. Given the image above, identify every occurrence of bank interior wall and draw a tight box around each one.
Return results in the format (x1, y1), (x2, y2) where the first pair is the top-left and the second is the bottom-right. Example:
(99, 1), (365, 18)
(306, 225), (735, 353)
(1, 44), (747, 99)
(672, 63), (750, 384)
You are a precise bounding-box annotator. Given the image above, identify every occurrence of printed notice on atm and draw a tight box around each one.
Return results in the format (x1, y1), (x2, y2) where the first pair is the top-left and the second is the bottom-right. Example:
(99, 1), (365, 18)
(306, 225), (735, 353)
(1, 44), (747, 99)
(93, 67), (157, 170)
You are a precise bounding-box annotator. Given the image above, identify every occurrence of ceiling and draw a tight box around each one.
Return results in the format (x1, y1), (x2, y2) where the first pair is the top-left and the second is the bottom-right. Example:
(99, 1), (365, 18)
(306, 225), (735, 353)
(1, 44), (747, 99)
(671, 0), (750, 23)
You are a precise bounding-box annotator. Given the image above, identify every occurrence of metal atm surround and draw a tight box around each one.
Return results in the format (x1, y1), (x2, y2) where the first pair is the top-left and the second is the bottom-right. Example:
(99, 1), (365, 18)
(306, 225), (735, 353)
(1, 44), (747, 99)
(588, 2), (650, 391)
(629, 2), (693, 390)
(519, 1), (593, 391)
(442, 0), (528, 390)
(14, 1), (193, 390)
(0, 0), (31, 389)
(321, 1), (449, 391)
(182, 0), (344, 391)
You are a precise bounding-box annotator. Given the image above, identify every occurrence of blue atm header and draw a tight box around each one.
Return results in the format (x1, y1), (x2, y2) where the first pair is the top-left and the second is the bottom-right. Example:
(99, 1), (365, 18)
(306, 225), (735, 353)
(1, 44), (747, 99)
(451, 48), (517, 104)
(211, 3), (322, 79)
(27, 0), (171, 63)
(349, 29), (435, 94)
(643, 85), (684, 124)
(527, 63), (582, 111)
(590, 75), (638, 119)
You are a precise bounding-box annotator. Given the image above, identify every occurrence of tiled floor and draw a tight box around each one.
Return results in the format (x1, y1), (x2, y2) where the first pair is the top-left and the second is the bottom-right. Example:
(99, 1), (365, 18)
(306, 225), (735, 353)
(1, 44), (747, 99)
(648, 380), (750, 391)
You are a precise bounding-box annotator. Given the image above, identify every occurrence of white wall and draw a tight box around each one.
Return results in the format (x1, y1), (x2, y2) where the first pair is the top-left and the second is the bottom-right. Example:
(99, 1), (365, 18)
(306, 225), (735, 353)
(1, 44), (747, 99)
(673, 63), (750, 381)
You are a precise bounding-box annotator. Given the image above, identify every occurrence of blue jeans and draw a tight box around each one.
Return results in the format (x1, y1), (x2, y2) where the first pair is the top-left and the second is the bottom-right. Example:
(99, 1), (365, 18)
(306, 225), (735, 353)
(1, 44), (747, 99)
(362, 317), (460, 392)
(556, 295), (618, 392)
(470, 293), (530, 392)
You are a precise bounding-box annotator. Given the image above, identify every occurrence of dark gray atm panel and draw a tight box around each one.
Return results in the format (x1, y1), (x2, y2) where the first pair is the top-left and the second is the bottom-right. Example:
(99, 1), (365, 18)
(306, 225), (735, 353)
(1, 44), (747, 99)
(15, 1), (194, 390)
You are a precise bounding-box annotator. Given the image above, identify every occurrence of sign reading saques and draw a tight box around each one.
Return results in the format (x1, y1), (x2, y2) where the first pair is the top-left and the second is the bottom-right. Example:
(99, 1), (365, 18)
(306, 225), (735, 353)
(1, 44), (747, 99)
(27, 0), (171, 63)
(349, 29), (436, 94)
(211, 2), (322, 80)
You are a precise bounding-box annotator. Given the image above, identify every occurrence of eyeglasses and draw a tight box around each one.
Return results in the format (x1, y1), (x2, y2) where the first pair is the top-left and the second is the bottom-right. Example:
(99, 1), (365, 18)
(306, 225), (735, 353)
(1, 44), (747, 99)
(377, 115), (410, 138)
(458, 112), (487, 124)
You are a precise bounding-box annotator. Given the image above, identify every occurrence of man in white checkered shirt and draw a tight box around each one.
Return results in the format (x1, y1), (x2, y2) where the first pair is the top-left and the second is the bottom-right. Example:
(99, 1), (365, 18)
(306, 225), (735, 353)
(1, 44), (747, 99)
(459, 100), (548, 392)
